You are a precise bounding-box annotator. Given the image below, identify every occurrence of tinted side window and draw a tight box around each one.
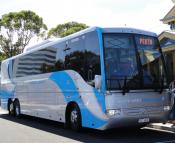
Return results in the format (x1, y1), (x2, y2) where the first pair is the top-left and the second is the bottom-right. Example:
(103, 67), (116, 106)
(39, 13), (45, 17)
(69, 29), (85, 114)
(39, 48), (57, 73)
(55, 32), (101, 87)
(64, 36), (86, 79)
(84, 31), (101, 84)
(13, 47), (56, 77)
(12, 31), (101, 87)
(55, 42), (66, 71)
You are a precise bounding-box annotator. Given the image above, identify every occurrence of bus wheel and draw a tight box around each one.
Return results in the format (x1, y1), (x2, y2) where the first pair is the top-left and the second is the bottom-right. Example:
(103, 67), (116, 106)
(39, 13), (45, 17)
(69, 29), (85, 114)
(8, 100), (14, 116)
(14, 100), (21, 117)
(70, 104), (82, 131)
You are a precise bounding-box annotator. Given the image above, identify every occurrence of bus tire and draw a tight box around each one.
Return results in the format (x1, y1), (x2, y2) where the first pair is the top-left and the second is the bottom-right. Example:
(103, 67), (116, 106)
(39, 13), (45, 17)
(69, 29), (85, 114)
(14, 100), (21, 117)
(69, 104), (82, 131)
(8, 100), (14, 116)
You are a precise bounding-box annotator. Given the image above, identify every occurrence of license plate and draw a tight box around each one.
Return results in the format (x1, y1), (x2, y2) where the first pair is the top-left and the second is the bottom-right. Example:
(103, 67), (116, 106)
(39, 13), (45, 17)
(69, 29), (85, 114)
(138, 118), (150, 123)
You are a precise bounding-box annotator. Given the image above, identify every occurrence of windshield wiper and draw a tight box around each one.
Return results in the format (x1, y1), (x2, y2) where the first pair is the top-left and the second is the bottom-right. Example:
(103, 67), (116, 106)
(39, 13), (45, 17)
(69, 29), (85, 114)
(122, 76), (129, 95)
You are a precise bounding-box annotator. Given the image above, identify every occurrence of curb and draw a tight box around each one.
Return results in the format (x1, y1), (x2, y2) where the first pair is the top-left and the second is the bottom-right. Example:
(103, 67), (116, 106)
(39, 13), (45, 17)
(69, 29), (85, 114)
(147, 123), (175, 133)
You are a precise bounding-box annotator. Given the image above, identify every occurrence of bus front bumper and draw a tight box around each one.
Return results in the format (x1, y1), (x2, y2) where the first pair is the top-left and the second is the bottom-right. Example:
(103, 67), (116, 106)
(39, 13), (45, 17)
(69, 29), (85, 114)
(98, 110), (170, 130)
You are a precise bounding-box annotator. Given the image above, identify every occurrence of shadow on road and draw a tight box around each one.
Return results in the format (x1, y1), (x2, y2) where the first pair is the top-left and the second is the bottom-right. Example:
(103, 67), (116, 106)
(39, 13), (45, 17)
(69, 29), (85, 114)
(0, 114), (175, 143)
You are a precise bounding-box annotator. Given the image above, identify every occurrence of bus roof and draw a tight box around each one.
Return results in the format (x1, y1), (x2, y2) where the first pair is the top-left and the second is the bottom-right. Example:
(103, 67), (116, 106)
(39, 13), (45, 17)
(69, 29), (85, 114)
(103, 27), (157, 37)
(3, 27), (157, 62)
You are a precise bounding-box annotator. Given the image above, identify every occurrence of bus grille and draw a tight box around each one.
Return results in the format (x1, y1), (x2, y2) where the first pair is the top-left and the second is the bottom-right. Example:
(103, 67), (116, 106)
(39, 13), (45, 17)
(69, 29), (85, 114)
(123, 106), (163, 116)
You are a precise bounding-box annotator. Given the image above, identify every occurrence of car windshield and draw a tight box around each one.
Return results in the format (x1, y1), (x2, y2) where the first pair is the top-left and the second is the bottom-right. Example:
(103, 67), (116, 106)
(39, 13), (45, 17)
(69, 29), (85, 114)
(103, 33), (167, 90)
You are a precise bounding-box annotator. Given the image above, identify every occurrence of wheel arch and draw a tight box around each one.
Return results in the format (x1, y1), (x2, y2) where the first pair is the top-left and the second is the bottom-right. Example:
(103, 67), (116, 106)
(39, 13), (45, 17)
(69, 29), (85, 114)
(14, 98), (20, 103)
(65, 101), (82, 124)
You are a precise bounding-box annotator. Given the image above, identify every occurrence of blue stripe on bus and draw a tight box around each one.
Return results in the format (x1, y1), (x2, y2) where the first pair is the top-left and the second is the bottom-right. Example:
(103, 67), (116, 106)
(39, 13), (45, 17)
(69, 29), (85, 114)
(96, 28), (106, 113)
(143, 97), (162, 103)
(49, 71), (106, 129)
(96, 28), (106, 92)
(0, 90), (13, 98)
(93, 88), (106, 112)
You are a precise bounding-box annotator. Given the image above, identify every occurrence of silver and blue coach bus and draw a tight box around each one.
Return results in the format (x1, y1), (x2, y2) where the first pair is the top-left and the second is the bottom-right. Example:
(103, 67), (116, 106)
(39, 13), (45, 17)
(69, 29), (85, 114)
(0, 27), (174, 130)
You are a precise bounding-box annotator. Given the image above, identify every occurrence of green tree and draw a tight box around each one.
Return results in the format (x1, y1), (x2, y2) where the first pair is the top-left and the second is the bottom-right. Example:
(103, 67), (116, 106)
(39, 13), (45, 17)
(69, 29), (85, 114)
(0, 52), (6, 61)
(48, 21), (88, 38)
(0, 10), (47, 58)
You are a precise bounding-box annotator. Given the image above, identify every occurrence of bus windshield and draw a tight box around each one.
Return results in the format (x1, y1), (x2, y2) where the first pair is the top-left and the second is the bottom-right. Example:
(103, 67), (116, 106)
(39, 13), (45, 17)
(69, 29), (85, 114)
(103, 33), (167, 90)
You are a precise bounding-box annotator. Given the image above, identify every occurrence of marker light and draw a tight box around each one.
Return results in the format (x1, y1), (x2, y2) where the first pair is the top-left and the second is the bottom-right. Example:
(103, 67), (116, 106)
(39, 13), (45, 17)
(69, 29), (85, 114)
(106, 109), (121, 116)
(163, 106), (171, 111)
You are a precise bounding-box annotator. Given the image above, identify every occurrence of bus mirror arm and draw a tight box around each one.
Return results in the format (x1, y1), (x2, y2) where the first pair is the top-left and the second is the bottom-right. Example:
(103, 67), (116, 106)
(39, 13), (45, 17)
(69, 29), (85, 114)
(94, 75), (101, 89)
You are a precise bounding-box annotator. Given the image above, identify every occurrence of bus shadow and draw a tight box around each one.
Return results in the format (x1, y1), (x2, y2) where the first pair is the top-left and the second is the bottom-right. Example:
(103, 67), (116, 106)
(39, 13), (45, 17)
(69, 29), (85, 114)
(0, 113), (175, 143)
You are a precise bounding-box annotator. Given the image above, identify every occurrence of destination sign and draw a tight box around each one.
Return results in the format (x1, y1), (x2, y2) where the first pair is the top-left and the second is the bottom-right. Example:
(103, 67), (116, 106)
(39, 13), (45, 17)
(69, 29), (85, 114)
(139, 38), (153, 45)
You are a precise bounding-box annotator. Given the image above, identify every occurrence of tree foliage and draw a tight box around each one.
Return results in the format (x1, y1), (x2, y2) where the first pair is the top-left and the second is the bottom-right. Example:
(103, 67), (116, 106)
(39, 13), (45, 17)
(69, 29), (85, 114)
(0, 10), (47, 58)
(48, 21), (88, 38)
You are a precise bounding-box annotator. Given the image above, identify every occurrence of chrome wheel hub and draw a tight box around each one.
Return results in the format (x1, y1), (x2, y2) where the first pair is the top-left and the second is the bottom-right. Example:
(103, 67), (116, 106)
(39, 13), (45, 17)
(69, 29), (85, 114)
(10, 103), (13, 112)
(71, 110), (78, 123)
(16, 106), (20, 115)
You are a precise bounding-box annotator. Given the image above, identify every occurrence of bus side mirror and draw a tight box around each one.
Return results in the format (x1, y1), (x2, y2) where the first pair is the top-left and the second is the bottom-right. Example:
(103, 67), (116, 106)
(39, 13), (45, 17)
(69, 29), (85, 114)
(95, 75), (101, 89)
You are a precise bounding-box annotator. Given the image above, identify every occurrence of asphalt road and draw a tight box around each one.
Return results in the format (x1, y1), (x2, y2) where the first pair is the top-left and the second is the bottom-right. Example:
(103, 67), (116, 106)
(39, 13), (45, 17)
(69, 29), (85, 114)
(0, 112), (175, 143)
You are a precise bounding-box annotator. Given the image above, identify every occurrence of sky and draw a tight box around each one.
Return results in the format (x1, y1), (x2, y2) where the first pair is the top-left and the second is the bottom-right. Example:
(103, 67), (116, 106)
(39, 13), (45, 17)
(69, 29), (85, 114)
(0, 0), (174, 36)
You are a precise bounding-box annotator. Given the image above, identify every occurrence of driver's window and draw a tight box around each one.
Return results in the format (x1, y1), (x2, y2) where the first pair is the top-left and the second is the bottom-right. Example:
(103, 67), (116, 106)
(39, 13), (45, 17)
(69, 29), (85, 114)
(104, 34), (138, 90)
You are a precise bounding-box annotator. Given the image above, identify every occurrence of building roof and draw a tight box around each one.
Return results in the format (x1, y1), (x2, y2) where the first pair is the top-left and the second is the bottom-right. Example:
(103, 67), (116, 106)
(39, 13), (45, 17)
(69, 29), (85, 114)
(159, 30), (175, 40)
(161, 5), (175, 24)
(159, 30), (175, 52)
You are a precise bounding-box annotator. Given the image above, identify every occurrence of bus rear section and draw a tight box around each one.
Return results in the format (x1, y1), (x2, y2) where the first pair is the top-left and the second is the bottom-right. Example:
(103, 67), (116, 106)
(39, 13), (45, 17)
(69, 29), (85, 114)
(0, 60), (15, 111)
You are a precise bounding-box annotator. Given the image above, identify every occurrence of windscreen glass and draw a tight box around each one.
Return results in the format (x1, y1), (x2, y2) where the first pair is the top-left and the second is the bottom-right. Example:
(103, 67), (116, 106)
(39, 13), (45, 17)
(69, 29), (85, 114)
(104, 33), (167, 90)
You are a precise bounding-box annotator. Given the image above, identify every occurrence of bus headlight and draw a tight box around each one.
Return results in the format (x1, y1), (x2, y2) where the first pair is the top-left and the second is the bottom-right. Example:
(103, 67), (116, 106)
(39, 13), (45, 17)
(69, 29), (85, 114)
(163, 106), (170, 111)
(106, 109), (121, 116)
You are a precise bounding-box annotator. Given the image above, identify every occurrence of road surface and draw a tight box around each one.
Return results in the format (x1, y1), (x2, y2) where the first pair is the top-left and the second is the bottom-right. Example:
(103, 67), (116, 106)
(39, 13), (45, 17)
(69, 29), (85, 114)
(0, 111), (175, 143)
